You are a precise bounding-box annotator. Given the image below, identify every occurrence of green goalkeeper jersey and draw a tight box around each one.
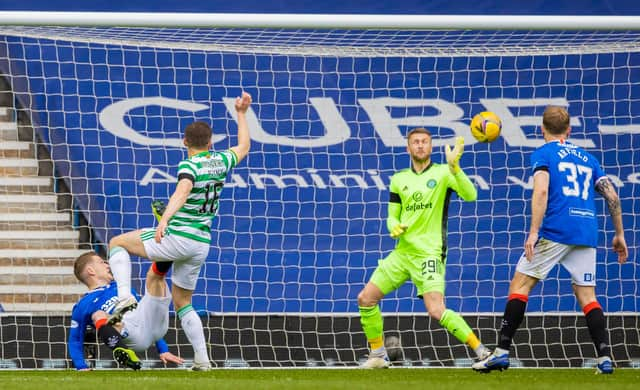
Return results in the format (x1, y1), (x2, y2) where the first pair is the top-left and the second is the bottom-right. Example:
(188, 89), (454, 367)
(167, 149), (238, 243)
(388, 162), (477, 258)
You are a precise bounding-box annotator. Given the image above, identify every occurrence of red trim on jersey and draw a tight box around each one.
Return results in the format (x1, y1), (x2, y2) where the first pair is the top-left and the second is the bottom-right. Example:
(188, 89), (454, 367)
(583, 301), (602, 315)
(508, 293), (529, 303)
(151, 262), (168, 276)
(95, 317), (107, 330)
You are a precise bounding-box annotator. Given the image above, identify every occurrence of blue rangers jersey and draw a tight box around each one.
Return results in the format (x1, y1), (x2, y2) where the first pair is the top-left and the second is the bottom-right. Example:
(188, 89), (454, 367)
(68, 281), (169, 370)
(531, 140), (606, 247)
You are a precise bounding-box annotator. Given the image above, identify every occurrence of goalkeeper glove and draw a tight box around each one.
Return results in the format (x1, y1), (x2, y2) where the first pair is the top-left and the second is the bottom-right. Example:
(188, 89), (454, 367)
(390, 224), (408, 239)
(151, 200), (167, 223)
(445, 136), (465, 174)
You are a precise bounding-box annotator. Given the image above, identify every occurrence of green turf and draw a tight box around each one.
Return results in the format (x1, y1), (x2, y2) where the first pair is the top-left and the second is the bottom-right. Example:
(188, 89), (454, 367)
(1, 368), (638, 390)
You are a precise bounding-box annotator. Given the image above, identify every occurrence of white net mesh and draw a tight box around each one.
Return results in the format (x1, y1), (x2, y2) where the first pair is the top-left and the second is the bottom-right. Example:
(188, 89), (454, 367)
(0, 26), (638, 368)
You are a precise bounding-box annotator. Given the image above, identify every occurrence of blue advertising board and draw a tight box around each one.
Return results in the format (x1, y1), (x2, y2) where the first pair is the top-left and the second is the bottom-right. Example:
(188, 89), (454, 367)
(0, 33), (638, 314)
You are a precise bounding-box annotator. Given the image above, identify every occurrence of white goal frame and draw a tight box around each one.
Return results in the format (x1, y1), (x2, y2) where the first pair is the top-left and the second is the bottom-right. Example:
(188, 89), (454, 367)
(0, 11), (639, 30)
(0, 11), (638, 369)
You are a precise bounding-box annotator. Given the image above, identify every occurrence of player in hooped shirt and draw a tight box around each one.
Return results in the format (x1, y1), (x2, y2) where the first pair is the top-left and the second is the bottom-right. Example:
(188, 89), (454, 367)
(473, 106), (628, 374)
(107, 92), (252, 370)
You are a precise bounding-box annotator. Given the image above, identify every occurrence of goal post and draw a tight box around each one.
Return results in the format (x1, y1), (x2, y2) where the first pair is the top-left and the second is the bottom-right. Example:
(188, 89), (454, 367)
(2, 11), (640, 29)
(0, 13), (638, 369)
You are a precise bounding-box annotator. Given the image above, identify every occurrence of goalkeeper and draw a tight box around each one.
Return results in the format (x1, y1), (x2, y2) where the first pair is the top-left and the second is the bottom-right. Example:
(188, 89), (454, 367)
(358, 127), (490, 368)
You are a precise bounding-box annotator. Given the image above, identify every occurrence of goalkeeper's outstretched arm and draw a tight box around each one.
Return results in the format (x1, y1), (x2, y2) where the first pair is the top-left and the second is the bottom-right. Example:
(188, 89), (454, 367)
(451, 170), (477, 202)
(446, 136), (477, 201)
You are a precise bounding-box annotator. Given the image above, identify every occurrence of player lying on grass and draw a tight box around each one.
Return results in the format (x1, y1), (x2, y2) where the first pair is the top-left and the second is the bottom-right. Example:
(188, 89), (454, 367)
(68, 251), (183, 370)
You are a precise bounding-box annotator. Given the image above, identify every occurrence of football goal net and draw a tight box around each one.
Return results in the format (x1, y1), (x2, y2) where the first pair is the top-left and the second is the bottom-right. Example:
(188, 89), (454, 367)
(0, 12), (638, 369)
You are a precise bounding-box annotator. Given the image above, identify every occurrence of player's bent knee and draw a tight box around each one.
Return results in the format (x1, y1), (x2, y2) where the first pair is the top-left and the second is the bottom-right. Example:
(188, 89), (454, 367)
(109, 235), (123, 248)
(109, 231), (143, 254)
(357, 290), (377, 307)
(427, 306), (445, 321)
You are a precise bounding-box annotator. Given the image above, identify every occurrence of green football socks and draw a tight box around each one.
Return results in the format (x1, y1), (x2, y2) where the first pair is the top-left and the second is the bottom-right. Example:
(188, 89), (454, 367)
(359, 305), (384, 350)
(439, 309), (475, 345)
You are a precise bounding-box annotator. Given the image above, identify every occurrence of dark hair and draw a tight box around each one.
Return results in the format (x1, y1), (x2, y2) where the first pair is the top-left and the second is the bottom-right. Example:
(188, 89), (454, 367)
(407, 127), (432, 141)
(74, 251), (99, 283)
(542, 106), (570, 135)
(185, 121), (212, 148)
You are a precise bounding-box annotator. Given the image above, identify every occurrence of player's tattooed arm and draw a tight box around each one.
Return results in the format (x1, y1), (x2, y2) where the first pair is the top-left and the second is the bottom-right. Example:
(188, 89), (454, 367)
(595, 178), (621, 217)
(596, 177), (628, 263)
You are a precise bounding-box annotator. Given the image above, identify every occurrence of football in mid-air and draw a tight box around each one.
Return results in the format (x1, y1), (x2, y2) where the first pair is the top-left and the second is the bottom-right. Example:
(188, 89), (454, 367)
(470, 111), (502, 143)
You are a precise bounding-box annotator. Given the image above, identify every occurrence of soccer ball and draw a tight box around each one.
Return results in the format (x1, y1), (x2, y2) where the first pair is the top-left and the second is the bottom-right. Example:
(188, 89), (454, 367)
(470, 111), (502, 143)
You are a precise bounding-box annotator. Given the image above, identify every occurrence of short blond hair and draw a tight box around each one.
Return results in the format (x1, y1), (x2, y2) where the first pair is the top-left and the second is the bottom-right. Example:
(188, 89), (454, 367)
(542, 106), (570, 135)
(73, 251), (99, 283)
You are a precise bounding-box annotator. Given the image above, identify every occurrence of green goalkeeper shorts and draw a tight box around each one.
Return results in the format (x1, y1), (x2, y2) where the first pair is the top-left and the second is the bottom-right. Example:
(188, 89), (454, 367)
(370, 250), (446, 296)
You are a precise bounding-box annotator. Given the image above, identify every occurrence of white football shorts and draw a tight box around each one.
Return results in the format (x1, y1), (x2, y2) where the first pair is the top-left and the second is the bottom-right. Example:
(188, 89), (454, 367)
(121, 289), (172, 352)
(515, 237), (597, 286)
(141, 228), (210, 290)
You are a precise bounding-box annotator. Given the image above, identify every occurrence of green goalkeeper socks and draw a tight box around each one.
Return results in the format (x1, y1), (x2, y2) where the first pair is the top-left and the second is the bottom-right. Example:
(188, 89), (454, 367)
(359, 305), (384, 349)
(439, 309), (474, 345)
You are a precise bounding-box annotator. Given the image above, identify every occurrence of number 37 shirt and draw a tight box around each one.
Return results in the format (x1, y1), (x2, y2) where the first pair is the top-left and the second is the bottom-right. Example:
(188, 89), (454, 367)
(531, 140), (606, 248)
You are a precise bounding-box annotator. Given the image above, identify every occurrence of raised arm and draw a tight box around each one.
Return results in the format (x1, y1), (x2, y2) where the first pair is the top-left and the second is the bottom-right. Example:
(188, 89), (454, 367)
(596, 177), (628, 263)
(451, 170), (477, 202)
(525, 170), (549, 261)
(445, 136), (477, 201)
(229, 91), (252, 164)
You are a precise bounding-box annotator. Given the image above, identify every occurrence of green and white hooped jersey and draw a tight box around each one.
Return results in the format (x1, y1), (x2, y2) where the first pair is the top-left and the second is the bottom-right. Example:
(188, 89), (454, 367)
(167, 150), (238, 243)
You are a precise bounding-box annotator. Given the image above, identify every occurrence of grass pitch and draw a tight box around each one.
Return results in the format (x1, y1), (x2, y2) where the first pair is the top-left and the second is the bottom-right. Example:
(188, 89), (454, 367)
(1, 368), (638, 390)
